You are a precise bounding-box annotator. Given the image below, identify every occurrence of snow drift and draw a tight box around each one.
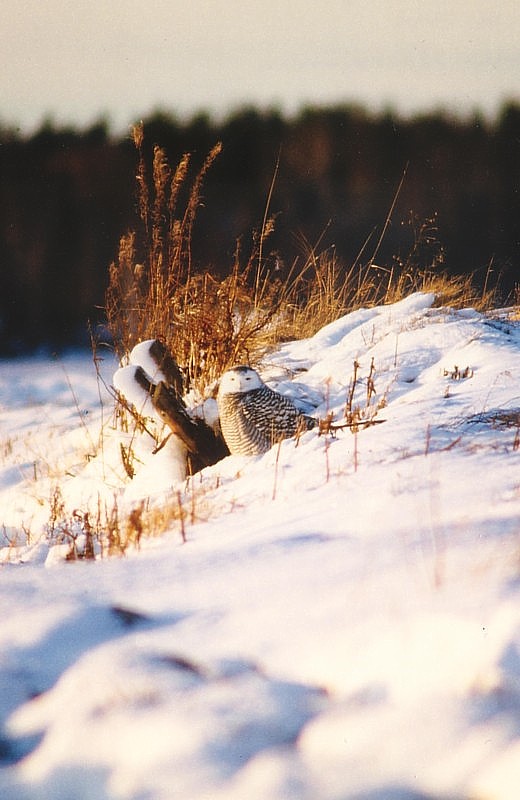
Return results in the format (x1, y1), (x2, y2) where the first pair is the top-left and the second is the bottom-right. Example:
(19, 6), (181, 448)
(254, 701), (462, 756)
(1, 293), (520, 799)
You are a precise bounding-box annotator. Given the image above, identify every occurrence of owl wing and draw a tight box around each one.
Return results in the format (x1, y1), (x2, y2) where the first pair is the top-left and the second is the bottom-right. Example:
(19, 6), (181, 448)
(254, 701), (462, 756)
(239, 387), (300, 433)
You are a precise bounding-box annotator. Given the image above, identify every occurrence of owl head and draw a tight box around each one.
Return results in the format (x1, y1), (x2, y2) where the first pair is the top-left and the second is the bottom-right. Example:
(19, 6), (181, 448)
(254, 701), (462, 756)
(218, 366), (264, 395)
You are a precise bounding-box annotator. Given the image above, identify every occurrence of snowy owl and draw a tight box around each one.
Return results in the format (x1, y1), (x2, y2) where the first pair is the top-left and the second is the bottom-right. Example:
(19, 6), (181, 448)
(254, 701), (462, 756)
(217, 366), (316, 456)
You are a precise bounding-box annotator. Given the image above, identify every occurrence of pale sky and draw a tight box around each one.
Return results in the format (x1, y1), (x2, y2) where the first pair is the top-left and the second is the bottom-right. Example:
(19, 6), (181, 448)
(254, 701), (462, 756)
(2, 0), (519, 133)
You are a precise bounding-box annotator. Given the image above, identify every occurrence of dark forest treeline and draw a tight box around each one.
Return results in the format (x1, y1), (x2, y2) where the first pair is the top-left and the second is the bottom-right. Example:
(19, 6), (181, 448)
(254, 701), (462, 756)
(1, 102), (519, 352)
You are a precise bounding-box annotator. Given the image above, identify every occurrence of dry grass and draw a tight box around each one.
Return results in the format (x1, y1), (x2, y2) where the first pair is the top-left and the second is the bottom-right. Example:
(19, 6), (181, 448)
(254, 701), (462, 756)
(41, 476), (228, 559)
(105, 129), (501, 404)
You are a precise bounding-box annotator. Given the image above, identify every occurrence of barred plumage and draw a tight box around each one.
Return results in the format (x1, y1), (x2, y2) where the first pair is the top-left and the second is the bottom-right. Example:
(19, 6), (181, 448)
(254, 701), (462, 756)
(217, 366), (316, 456)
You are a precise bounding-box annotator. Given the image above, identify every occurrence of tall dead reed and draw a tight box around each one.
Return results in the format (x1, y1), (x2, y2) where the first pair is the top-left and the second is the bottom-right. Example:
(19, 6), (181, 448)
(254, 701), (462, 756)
(106, 125), (292, 395)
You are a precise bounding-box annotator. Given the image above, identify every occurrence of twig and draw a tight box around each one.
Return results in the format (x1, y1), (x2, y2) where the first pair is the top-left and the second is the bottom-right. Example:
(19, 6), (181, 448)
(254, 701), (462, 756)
(60, 361), (97, 457)
(176, 490), (186, 543)
(368, 162), (409, 267)
(272, 439), (283, 501)
(324, 436), (330, 483)
(328, 418), (386, 432)
(345, 360), (360, 417)
(258, 147), (281, 282)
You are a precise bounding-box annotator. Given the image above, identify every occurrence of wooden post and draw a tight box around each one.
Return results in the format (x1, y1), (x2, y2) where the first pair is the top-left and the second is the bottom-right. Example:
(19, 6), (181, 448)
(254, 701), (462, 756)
(151, 381), (229, 474)
(132, 344), (229, 475)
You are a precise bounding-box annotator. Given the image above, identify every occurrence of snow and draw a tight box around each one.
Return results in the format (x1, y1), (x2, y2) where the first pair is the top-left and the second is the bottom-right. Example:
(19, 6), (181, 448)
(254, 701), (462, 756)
(1, 293), (520, 798)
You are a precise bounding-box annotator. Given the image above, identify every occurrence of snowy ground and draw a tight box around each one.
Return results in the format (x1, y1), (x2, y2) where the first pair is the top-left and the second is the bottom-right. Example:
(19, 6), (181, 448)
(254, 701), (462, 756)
(2, 293), (520, 799)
